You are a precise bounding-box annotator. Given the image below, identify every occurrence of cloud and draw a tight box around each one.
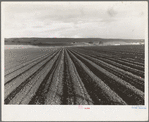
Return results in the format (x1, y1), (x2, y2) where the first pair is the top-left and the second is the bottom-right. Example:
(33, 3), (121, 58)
(107, 7), (117, 17)
(32, 26), (43, 28)
(100, 18), (116, 23)
(2, 2), (147, 39)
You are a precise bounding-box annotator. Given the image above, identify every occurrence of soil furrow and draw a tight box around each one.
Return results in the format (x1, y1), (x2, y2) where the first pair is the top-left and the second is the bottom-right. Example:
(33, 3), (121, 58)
(45, 49), (64, 104)
(28, 50), (63, 104)
(70, 49), (144, 91)
(67, 49), (127, 105)
(4, 45), (145, 105)
(65, 49), (93, 105)
(4, 50), (61, 104)
(5, 50), (59, 85)
(61, 50), (75, 105)
(5, 48), (53, 70)
(70, 49), (144, 105)
(74, 49), (144, 78)
(5, 49), (56, 76)
(73, 47), (144, 69)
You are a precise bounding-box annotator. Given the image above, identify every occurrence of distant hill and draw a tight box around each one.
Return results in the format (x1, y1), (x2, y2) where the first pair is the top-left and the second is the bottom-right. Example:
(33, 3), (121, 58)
(5, 38), (145, 46)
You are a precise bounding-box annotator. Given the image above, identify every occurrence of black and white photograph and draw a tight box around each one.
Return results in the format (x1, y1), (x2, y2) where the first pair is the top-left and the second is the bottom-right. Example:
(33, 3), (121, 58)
(1, 1), (148, 121)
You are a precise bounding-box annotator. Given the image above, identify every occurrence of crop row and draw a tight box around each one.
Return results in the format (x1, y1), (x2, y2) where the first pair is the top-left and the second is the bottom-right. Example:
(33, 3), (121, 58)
(4, 46), (144, 105)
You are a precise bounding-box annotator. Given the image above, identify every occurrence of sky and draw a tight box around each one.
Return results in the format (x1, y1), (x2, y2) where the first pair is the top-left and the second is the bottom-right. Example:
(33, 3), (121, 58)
(2, 2), (147, 39)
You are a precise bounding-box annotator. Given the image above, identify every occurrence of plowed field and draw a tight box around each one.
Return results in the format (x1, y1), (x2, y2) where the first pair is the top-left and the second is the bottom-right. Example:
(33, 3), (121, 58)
(4, 45), (144, 105)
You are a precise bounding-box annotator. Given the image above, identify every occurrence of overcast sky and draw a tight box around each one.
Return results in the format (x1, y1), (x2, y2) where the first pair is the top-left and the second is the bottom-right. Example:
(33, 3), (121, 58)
(2, 2), (147, 39)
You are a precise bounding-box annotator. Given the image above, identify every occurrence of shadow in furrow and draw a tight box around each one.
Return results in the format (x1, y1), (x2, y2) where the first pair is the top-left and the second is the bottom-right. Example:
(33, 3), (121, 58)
(70, 51), (144, 105)
(71, 50), (144, 92)
(5, 51), (54, 77)
(61, 51), (75, 105)
(5, 50), (59, 85)
(67, 51), (105, 105)
(4, 50), (60, 104)
(75, 49), (144, 78)
(28, 51), (62, 104)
